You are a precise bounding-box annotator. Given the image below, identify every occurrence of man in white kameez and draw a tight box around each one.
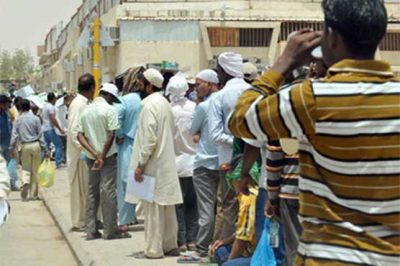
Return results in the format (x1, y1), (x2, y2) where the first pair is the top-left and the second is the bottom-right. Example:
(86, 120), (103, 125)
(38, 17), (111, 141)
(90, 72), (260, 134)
(166, 75), (198, 252)
(67, 74), (94, 231)
(129, 68), (183, 259)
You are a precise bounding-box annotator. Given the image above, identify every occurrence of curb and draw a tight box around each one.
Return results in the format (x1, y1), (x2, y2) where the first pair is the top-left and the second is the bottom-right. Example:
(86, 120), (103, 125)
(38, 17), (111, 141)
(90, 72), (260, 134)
(41, 187), (106, 266)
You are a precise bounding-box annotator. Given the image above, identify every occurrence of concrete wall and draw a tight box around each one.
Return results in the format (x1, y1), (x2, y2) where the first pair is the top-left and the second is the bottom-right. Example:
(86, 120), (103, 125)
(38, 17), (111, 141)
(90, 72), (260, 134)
(116, 41), (204, 75)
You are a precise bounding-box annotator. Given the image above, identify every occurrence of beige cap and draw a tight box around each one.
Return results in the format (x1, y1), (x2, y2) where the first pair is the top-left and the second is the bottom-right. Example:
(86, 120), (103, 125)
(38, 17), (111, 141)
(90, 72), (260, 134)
(242, 62), (258, 81)
(143, 68), (164, 89)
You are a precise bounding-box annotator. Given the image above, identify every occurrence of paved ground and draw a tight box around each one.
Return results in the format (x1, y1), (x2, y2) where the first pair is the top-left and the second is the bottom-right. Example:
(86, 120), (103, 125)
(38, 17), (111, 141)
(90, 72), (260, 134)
(41, 167), (189, 266)
(0, 192), (77, 266)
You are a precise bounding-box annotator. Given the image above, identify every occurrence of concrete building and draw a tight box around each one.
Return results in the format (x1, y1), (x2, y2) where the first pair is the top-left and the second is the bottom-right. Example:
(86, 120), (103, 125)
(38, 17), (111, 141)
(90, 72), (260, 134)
(37, 0), (400, 92)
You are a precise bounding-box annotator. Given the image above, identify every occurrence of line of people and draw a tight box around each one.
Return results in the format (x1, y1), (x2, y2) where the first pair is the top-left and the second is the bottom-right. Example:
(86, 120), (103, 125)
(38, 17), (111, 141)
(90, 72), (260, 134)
(1, 1), (398, 265)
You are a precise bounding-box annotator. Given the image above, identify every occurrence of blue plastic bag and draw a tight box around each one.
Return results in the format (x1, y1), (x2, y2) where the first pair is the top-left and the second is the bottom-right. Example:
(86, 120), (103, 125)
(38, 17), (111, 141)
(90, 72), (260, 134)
(250, 219), (276, 266)
(7, 158), (19, 187)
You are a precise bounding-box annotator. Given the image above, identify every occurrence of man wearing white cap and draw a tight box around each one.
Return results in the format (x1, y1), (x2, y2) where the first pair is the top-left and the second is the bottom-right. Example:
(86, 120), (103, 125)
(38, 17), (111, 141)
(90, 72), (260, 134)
(208, 52), (252, 241)
(166, 75), (198, 252)
(129, 68), (182, 259)
(186, 69), (220, 259)
(242, 62), (259, 84)
(77, 83), (129, 240)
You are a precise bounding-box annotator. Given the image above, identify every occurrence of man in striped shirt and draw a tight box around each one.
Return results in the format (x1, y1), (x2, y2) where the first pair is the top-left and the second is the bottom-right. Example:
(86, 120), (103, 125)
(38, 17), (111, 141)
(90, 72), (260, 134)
(265, 140), (301, 266)
(228, 0), (400, 265)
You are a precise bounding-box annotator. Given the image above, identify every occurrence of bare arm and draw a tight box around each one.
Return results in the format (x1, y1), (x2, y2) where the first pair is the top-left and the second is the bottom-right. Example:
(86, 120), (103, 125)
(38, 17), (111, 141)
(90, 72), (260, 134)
(50, 113), (64, 133)
(235, 143), (260, 194)
(101, 131), (116, 160)
(228, 239), (248, 260)
(77, 132), (99, 159)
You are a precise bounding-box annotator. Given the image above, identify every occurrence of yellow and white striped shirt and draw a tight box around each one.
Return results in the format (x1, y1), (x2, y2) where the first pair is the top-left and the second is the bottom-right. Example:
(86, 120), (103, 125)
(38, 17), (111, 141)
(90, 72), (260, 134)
(228, 59), (400, 266)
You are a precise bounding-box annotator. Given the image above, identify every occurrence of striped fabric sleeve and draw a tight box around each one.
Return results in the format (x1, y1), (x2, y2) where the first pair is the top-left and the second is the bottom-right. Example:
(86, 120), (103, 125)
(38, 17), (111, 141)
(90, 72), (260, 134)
(266, 140), (285, 204)
(228, 70), (317, 141)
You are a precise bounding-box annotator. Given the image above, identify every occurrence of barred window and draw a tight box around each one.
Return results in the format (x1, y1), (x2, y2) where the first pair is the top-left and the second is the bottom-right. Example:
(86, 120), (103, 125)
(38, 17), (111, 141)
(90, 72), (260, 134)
(208, 27), (272, 47)
(379, 32), (400, 51)
(239, 28), (272, 47)
(279, 21), (323, 41)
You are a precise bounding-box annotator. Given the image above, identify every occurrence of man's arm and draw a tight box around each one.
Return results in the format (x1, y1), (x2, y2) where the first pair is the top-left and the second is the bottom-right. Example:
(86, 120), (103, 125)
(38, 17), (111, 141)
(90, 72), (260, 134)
(208, 95), (233, 146)
(9, 120), (19, 153)
(0, 155), (10, 199)
(228, 30), (320, 141)
(115, 103), (125, 139)
(228, 239), (249, 260)
(49, 106), (64, 134)
(77, 132), (98, 160)
(189, 104), (205, 135)
(134, 106), (158, 182)
(100, 131), (116, 160)
(36, 117), (47, 152)
(235, 142), (261, 194)
(265, 140), (285, 217)
(67, 107), (81, 149)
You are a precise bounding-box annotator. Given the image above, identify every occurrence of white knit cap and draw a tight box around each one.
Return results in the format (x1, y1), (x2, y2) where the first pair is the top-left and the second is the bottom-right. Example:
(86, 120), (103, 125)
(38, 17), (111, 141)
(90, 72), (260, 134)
(218, 52), (244, 78)
(100, 83), (121, 102)
(166, 75), (189, 103)
(143, 68), (164, 89)
(196, 69), (219, 84)
(242, 62), (258, 81)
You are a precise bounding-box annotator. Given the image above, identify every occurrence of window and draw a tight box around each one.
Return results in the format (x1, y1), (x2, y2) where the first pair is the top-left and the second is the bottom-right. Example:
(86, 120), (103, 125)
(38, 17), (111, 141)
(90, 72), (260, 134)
(208, 27), (239, 47)
(208, 27), (272, 47)
(380, 32), (400, 51)
(279, 21), (323, 41)
(239, 28), (272, 47)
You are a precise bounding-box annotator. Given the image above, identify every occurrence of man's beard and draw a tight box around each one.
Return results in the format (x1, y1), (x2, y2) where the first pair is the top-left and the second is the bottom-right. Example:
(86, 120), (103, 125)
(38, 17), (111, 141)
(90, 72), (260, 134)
(139, 90), (148, 99)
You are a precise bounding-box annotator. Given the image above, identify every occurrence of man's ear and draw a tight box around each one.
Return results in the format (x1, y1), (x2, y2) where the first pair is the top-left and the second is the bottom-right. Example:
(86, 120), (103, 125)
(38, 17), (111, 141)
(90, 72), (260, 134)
(328, 27), (345, 51)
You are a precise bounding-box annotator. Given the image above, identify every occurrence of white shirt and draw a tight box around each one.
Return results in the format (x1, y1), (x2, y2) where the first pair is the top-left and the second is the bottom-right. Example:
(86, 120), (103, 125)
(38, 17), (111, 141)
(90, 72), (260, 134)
(42, 103), (56, 132)
(171, 99), (196, 177)
(55, 105), (68, 136)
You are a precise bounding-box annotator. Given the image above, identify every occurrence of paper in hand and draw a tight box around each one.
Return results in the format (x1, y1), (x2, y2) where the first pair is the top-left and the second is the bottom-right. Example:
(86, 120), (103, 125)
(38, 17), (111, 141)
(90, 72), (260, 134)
(125, 171), (156, 203)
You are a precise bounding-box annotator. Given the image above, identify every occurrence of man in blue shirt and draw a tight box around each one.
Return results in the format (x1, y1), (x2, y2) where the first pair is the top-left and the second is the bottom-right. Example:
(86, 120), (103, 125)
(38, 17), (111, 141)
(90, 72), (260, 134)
(189, 69), (220, 258)
(208, 53), (252, 241)
(115, 67), (143, 232)
(0, 95), (12, 163)
(0, 95), (17, 190)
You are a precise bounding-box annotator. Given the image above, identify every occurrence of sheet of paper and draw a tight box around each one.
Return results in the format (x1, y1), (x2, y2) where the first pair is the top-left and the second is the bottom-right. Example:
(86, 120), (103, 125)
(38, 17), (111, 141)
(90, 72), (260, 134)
(0, 199), (9, 228)
(125, 171), (156, 203)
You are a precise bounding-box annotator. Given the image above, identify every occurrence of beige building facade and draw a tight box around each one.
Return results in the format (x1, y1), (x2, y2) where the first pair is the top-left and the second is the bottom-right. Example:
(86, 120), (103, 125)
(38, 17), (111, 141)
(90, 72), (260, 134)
(37, 0), (400, 92)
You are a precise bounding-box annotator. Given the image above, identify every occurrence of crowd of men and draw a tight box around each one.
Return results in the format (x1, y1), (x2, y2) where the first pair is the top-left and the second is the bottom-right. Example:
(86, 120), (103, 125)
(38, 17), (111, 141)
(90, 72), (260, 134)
(0, 0), (399, 265)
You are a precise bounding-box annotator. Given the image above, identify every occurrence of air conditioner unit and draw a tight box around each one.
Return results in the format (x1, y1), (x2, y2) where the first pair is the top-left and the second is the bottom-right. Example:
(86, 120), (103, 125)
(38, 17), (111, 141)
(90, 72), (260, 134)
(75, 53), (83, 66)
(67, 61), (75, 72)
(63, 59), (69, 70)
(107, 27), (120, 42)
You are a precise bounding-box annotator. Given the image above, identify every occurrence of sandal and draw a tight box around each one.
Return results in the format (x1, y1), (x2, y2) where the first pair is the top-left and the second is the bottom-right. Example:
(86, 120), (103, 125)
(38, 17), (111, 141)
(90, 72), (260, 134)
(177, 254), (205, 264)
(131, 251), (163, 259)
(103, 231), (131, 240)
(187, 243), (197, 251)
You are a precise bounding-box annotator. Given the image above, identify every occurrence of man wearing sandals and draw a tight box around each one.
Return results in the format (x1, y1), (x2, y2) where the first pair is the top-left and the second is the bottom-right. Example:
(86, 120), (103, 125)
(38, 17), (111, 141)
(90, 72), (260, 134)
(78, 83), (130, 240)
(130, 68), (182, 259)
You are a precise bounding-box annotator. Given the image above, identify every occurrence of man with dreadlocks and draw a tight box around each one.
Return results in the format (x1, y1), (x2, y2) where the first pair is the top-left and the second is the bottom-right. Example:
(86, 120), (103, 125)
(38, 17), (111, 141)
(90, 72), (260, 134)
(115, 67), (144, 232)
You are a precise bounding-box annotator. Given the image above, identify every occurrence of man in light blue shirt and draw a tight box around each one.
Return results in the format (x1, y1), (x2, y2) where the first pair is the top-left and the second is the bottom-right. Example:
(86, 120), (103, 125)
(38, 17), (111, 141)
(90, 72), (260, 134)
(208, 52), (252, 240)
(115, 68), (142, 232)
(189, 69), (220, 258)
